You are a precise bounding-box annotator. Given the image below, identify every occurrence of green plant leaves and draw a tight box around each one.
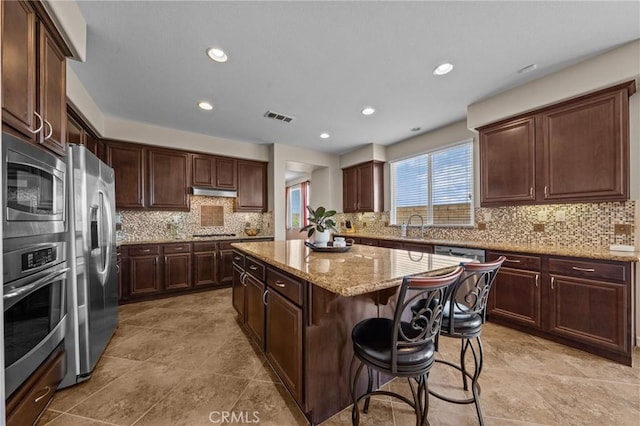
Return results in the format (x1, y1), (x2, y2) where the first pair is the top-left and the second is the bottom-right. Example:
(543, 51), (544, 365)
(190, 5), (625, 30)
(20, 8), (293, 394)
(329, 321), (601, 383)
(299, 206), (338, 236)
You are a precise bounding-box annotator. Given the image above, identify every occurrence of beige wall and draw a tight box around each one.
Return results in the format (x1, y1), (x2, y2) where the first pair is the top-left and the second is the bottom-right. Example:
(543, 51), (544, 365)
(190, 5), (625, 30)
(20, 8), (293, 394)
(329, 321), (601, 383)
(339, 143), (386, 168)
(43, 0), (87, 61)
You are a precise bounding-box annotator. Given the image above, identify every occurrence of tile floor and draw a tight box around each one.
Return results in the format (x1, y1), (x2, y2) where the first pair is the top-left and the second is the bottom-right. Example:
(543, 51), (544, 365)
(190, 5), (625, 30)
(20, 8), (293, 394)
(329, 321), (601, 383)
(36, 288), (639, 426)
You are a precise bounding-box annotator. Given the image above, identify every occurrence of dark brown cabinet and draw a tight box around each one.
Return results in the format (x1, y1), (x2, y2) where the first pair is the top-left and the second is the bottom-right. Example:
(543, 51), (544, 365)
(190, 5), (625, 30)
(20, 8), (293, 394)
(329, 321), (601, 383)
(548, 258), (629, 356)
(106, 141), (146, 209)
(66, 110), (85, 146)
(244, 272), (265, 347)
(67, 105), (102, 157)
(342, 161), (384, 213)
(193, 242), (218, 288)
(488, 251), (542, 329)
(2, 0), (69, 155)
(192, 154), (237, 189)
(148, 148), (190, 210)
(236, 160), (268, 212)
(479, 81), (634, 206)
(232, 264), (246, 317)
(163, 244), (192, 291)
(127, 246), (162, 298)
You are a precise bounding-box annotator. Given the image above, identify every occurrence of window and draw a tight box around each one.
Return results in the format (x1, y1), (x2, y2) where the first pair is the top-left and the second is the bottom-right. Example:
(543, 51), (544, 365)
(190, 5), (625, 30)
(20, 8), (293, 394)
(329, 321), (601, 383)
(286, 182), (309, 229)
(390, 141), (473, 227)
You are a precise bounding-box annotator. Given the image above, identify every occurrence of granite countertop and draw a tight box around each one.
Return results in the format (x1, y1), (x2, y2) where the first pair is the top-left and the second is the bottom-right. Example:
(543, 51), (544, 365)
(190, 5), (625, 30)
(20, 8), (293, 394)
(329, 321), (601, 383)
(231, 240), (467, 297)
(338, 233), (640, 262)
(117, 235), (274, 247)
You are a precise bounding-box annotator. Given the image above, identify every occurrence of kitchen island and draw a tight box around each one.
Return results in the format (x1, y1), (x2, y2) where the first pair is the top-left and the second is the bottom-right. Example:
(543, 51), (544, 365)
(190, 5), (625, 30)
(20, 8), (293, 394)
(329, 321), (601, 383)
(230, 240), (467, 425)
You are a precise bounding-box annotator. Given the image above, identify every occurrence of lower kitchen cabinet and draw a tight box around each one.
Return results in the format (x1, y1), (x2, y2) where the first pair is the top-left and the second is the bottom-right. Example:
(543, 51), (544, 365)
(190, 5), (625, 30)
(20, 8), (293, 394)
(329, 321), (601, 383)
(164, 254), (191, 291)
(244, 271), (265, 347)
(232, 263), (245, 317)
(127, 246), (162, 298)
(193, 242), (218, 288)
(489, 268), (542, 329)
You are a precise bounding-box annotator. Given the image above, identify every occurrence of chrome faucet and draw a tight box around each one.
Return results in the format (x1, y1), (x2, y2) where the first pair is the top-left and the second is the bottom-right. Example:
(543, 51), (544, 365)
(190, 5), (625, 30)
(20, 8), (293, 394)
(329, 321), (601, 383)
(406, 214), (424, 239)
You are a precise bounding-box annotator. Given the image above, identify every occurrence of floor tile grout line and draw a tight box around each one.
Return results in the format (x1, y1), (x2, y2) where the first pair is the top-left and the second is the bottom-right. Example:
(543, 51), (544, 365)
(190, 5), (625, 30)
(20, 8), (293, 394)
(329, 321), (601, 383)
(47, 411), (124, 426)
(129, 387), (177, 426)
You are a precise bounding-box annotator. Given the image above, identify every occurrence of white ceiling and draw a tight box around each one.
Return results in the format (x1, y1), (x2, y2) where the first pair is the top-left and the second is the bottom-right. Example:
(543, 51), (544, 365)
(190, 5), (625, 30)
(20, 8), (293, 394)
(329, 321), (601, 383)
(71, 1), (640, 155)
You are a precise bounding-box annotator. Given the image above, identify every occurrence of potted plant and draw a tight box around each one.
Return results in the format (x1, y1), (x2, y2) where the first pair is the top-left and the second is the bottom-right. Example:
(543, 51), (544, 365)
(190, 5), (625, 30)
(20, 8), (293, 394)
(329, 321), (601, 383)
(300, 206), (337, 246)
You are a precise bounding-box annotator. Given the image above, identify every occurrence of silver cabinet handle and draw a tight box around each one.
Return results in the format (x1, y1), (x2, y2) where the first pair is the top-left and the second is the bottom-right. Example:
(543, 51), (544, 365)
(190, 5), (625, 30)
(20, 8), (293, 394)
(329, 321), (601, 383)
(174, 247), (184, 251)
(529, 187), (533, 197)
(249, 265), (258, 271)
(240, 272), (246, 286)
(44, 119), (53, 140)
(140, 249), (151, 253)
(275, 281), (286, 288)
(572, 266), (595, 272)
(535, 274), (539, 288)
(263, 289), (269, 306)
(33, 386), (51, 403)
(116, 264), (120, 273)
(551, 276), (555, 290)
(544, 186), (548, 198)
(27, 112), (44, 134)
(505, 258), (521, 263)
(234, 256), (241, 261)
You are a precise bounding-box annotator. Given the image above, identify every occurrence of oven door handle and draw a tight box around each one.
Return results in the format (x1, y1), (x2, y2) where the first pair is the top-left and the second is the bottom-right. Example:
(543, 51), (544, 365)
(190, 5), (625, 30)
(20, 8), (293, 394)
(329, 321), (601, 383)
(3, 268), (70, 309)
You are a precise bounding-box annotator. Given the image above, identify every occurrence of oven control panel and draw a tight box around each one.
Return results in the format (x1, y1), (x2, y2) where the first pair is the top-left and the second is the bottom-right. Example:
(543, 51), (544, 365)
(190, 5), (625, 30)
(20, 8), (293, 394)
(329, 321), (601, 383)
(22, 247), (57, 272)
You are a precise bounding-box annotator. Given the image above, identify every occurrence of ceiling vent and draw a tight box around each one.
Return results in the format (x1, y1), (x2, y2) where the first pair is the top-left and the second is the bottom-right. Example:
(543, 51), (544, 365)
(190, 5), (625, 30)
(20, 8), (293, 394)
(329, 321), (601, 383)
(264, 110), (295, 123)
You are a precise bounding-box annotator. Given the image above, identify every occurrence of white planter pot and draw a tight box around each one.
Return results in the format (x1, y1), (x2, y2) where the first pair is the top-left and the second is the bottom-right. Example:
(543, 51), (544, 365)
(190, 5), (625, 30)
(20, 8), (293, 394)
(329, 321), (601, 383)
(313, 229), (331, 247)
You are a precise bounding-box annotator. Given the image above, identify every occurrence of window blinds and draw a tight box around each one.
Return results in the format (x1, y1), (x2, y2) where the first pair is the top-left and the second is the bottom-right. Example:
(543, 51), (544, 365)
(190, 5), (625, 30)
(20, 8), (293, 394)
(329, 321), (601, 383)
(391, 141), (473, 226)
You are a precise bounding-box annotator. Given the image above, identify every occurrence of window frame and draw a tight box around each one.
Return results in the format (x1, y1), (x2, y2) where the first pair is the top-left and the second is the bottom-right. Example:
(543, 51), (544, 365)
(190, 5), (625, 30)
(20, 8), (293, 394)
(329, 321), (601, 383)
(389, 139), (475, 228)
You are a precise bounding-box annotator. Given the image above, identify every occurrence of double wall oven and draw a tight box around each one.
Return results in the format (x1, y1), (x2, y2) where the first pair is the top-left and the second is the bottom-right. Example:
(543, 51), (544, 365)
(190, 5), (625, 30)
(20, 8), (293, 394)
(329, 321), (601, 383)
(3, 132), (68, 398)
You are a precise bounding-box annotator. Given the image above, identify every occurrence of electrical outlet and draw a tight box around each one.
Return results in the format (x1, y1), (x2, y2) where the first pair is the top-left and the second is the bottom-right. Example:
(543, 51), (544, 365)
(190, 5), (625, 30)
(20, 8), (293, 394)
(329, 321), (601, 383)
(555, 210), (566, 222)
(533, 223), (545, 232)
(477, 222), (487, 230)
(537, 210), (547, 222)
(484, 212), (492, 222)
(614, 224), (633, 235)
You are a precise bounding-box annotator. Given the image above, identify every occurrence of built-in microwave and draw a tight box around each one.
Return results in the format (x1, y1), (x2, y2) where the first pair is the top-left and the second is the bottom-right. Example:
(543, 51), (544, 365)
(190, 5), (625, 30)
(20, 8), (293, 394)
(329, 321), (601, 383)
(2, 132), (66, 239)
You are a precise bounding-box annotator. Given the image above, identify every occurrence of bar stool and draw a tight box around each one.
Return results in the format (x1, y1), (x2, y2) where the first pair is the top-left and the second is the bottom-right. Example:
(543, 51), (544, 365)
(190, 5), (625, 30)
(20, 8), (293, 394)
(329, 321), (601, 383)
(349, 266), (464, 426)
(427, 257), (505, 426)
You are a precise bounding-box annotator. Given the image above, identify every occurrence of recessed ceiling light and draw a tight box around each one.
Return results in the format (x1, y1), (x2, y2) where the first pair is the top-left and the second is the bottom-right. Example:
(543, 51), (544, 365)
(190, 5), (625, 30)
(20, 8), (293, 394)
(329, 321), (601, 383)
(361, 107), (376, 116)
(433, 63), (453, 76)
(320, 133), (330, 139)
(198, 101), (213, 111)
(411, 127), (421, 132)
(518, 64), (538, 74)
(206, 47), (228, 63)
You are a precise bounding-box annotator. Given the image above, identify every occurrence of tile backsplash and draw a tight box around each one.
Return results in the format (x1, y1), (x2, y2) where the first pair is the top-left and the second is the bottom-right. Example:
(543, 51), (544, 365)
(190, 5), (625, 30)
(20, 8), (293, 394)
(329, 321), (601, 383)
(338, 201), (636, 249)
(117, 196), (272, 241)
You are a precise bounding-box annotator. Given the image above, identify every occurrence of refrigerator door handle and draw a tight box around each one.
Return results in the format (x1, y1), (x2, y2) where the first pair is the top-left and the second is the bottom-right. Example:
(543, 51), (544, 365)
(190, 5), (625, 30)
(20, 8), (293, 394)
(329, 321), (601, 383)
(96, 189), (114, 286)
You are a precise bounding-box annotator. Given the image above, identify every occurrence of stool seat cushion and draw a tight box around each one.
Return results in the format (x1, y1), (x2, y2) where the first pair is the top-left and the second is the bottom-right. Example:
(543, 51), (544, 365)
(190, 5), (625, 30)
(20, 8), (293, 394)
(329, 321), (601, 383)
(352, 318), (435, 373)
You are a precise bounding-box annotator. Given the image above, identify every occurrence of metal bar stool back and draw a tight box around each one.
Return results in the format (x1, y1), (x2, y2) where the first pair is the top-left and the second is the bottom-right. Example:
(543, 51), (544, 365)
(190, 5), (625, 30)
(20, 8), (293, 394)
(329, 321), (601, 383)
(349, 266), (464, 426)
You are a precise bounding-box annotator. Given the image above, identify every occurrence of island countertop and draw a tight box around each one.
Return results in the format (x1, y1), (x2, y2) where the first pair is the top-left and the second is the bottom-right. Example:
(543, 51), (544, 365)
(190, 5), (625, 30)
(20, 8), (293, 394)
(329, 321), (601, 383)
(231, 240), (468, 296)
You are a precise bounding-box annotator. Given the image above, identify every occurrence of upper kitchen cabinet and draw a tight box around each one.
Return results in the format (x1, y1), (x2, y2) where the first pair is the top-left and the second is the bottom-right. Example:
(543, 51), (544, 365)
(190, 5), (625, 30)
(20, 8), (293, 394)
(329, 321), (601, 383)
(342, 161), (384, 213)
(106, 141), (146, 209)
(148, 148), (190, 210)
(479, 81), (635, 206)
(480, 117), (536, 205)
(191, 154), (237, 189)
(236, 160), (268, 212)
(2, 0), (70, 156)
(67, 106), (103, 158)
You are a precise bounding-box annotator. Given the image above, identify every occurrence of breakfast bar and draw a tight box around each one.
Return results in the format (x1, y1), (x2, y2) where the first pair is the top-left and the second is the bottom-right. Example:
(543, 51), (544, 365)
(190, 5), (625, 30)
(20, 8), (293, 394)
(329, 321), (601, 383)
(230, 240), (467, 425)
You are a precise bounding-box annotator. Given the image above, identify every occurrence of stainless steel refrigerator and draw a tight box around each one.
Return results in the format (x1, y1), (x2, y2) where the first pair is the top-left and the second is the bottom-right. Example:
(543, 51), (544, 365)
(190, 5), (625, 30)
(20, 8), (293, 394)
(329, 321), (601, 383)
(60, 145), (118, 388)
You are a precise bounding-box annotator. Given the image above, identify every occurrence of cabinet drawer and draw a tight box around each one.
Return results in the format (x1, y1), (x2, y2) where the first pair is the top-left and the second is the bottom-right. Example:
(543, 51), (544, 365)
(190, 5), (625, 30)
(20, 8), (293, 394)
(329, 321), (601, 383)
(232, 250), (245, 268)
(193, 241), (217, 252)
(220, 240), (239, 250)
(487, 251), (540, 271)
(549, 258), (626, 283)
(246, 256), (265, 281)
(127, 245), (160, 256)
(358, 237), (379, 247)
(163, 243), (191, 254)
(267, 268), (303, 306)
(378, 240), (403, 249)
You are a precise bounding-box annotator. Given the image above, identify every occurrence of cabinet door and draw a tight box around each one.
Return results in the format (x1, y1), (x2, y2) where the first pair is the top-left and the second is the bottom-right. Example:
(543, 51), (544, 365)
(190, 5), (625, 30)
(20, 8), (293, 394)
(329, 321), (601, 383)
(148, 149), (190, 210)
(403, 243), (434, 254)
(193, 251), (217, 287)
(480, 117), (536, 205)
(236, 161), (267, 212)
(66, 112), (85, 145)
(356, 163), (374, 212)
(232, 265), (245, 318)
(488, 267), (541, 329)
(38, 22), (66, 155)
(549, 275), (627, 354)
(164, 253), (192, 291)
(107, 142), (146, 209)
(342, 167), (358, 213)
(266, 290), (303, 404)
(541, 88), (628, 201)
(219, 250), (234, 284)
(129, 256), (161, 297)
(192, 154), (215, 187)
(216, 157), (237, 189)
(2, 0), (37, 140)
(245, 274), (265, 347)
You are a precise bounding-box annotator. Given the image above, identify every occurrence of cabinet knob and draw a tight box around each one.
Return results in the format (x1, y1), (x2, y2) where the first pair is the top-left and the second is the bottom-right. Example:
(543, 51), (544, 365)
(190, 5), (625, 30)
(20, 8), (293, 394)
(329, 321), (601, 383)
(27, 112), (44, 134)
(275, 281), (286, 288)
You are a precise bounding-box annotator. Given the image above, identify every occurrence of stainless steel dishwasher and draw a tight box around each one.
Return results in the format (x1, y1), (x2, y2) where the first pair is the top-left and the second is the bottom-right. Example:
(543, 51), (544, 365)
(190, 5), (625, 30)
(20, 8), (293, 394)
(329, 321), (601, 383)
(434, 245), (486, 262)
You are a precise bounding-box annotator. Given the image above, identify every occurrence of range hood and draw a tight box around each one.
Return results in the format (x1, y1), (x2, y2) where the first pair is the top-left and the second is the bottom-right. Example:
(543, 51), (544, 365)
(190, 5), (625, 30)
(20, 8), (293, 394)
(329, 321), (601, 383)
(191, 187), (237, 197)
